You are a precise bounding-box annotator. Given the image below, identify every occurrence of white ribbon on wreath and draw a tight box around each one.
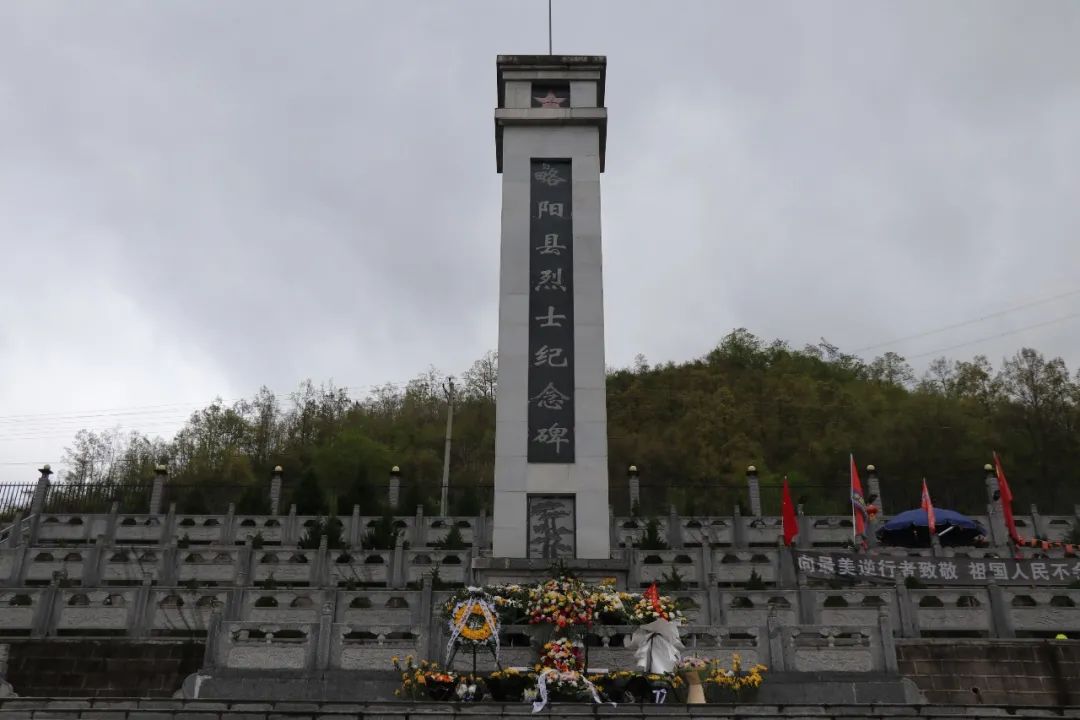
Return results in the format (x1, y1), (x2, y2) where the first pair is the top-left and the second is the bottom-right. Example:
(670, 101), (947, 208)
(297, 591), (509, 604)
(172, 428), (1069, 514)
(444, 587), (501, 664)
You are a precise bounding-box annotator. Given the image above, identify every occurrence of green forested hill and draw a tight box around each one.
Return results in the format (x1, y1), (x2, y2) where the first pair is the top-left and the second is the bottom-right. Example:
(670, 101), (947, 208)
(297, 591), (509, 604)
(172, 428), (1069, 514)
(60, 330), (1080, 518)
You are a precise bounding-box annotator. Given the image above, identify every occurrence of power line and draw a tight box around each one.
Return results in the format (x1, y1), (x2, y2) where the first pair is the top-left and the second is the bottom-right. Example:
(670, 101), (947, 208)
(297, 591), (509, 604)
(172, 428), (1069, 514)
(905, 311), (1080, 360)
(0, 380), (418, 425)
(852, 286), (1080, 354)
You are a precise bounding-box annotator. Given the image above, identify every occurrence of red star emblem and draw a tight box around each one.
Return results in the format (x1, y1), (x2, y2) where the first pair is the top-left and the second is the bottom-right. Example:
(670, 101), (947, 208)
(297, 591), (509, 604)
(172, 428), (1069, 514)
(533, 90), (567, 108)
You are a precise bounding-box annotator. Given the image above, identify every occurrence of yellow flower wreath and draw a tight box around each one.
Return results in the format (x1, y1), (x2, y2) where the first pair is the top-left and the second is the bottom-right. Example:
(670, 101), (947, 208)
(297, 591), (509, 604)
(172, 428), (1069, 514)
(453, 601), (495, 642)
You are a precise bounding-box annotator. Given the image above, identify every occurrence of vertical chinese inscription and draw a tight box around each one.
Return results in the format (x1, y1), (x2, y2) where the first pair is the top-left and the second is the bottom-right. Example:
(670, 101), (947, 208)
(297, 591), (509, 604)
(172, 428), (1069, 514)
(528, 159), (574, 463)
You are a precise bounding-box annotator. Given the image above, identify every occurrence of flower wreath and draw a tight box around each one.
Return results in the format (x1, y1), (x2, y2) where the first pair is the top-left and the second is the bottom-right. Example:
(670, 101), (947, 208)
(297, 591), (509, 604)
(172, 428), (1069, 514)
(445, 587), (501, 660)
(453, 602), (495, 643)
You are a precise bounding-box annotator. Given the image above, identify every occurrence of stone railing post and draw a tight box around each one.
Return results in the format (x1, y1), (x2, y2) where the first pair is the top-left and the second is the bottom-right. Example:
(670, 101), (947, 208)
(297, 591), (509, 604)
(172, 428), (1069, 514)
(765, 610), (787, 672)
(667, 506), (683, 550)
(391, 533), (406, 589)
(894, 577), (918, 638)
(746, 466), (762, 517)
(314, 535), (329, 587)
(414, 505), (427, 548)
(233, 548), (253, 604)
(149, 464), (167, 515)
(104, 501), (121, 544)
(777, 544), (797, 589)
(417, 575), (436, 661)
(987, 581), (1015, 638)
(221, 503), (236, 545)
(628, 549), (642, 589)
(83, 535), (104, 587)
(698, 543), (712, 588)
(130, 574), (154, 638)
(284, 504), (298, 546)
(33, 578), (60, 638)
(876, 608), (899, 672)
(387, 466), (401, 512)
(160, 501), (176, 546)
(314, 602), (334, 671)
(349, 504), (362, 548)
(477, 508), (490, 553)
(609, 505), (618, 555)
(5, 545), (27, 588)
(706, 573), (721, 625)
(269, 465), (283, 516)
(29, 465), (52, 516)
(627, 465), (640, 515)
(796, 586), (817, 625)
(159, 538), (178, 587)
(866, 464), (883, 516)
(4, 511), (24, 549)
(27, 465), (53, 546)
(203, 608), (223, 669)
(795, 504), (811, 548)
(732, 505), (747, 549)
(984, 464), (1008, 546)
(1030, 503), (1047, 540)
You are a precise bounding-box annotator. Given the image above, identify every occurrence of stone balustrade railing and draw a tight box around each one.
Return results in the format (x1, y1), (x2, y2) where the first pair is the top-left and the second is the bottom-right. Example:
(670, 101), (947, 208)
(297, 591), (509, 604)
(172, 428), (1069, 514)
(2, 582), (1078, 646)
(5, 536), (1078, 596)
(202, 608), (893, 674)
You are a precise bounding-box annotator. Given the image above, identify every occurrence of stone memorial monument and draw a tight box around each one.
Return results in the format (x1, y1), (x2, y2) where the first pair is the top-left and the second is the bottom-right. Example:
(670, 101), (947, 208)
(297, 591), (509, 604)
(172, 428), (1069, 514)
(492, 55), (611, 560)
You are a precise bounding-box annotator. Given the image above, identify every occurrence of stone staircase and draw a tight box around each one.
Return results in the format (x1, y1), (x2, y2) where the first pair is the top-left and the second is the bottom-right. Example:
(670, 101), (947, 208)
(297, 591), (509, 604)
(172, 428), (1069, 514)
(1, 699), (1080, 720)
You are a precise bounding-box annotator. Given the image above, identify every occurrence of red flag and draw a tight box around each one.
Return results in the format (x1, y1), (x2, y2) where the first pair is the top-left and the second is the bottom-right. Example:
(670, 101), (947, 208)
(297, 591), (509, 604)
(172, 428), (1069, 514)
(781, 477), (799, 547)
(993, 452), (1020, 544)
(850, 455), (867, 540)
(921, 479), (937, 535)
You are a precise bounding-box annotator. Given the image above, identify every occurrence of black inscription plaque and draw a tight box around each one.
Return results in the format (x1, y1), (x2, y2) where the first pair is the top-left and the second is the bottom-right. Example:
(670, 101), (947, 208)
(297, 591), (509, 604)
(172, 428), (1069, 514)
(528, 159), (574, 463)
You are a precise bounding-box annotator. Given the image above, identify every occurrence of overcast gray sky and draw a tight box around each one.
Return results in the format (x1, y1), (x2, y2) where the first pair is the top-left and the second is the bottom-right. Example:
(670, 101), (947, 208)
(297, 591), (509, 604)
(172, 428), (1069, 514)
(2, 1), (1079, 481)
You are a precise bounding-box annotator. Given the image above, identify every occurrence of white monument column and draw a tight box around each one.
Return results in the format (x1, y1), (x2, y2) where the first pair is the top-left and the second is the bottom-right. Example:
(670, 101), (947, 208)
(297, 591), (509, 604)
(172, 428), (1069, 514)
(492, 55), (610, 559)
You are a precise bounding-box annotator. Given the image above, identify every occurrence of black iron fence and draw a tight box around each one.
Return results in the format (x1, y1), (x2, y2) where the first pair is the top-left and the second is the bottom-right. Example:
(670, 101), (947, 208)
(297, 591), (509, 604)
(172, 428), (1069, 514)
(0, 478), (497, 518)
(0, 483), (37, 520)
(42, 482), (155, 514)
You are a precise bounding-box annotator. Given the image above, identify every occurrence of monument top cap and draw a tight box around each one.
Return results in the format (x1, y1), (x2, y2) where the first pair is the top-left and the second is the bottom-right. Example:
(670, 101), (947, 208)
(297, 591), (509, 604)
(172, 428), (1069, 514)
(496, 54), (606, 108)
(494, 54), (608, 173)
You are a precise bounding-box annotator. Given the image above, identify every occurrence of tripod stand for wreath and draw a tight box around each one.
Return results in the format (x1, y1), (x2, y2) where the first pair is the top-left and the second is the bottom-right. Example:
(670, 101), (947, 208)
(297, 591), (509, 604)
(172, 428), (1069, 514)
(445, 590), (503, 675)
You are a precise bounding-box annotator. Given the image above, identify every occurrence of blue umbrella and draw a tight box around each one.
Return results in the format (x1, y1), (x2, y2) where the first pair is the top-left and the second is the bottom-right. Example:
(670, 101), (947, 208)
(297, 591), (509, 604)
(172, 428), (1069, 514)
(877, 508), (987, 547)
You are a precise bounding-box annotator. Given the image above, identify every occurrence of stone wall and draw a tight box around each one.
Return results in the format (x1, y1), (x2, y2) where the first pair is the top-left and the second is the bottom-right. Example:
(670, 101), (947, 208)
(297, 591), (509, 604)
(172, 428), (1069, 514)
(897, 639), (1080, 706)
(4, 641), (203, 698)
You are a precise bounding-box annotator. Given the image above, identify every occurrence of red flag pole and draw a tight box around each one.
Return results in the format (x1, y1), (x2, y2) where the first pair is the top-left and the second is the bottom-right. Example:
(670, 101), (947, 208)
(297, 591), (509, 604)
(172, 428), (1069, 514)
(781, 477), (799, 547)
(993, 451), (1020, 545)
(921, 478), (937, 536)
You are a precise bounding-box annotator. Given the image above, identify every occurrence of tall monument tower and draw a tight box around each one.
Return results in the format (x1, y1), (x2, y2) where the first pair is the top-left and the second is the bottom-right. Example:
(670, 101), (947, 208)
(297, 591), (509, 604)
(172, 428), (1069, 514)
(492, 55), (610, 560)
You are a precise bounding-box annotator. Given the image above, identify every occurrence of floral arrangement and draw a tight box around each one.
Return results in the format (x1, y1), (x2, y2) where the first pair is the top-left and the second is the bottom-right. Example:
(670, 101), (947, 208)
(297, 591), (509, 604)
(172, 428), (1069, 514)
(442, 577), (683, 628)
(676, 655), (710, 680)
(534, 668), (598, 704)
(704, 653), (767, 700)
(485, 667), (536, 702)
(391, 656), (456, 700)
(588, 671), (683, 703)
(453, 674), (484, 701)
(537, 637), (585, 672)
(526, 577), (596, 628)
(594, 590), (632, 623)
(629, 584), (685, 624)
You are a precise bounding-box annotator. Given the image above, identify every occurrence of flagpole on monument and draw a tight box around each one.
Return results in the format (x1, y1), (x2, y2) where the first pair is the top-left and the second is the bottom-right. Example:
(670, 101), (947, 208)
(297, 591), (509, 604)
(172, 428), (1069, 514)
(849, 454), (857, 547)
(548, 0), (553, 55)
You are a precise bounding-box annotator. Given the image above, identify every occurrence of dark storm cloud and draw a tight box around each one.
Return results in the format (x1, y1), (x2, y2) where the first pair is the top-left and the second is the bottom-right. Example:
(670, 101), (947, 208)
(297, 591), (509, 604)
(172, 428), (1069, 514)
(1, 1), (1078, 477)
